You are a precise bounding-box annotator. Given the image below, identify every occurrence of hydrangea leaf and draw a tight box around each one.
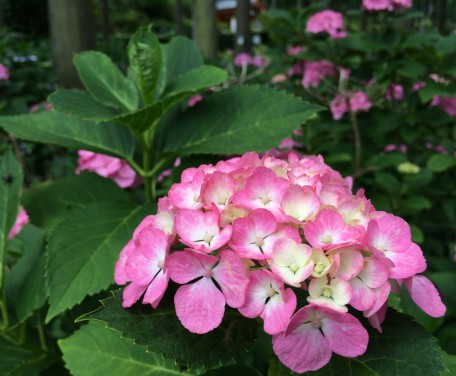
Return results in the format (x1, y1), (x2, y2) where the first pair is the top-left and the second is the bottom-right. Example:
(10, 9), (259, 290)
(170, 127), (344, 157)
(59, 322), (182, 376)
(203, 365), (263, 376)
(112, 101), (164, 134)
(22, 172), (129, 231)
(77, 289), (258, 369)
(163, 85), (323, 156)
(0, 150), (22, 291)
(5, 225), (47, 324)
(128, 26), (162, 105)
(74, 51), (138, 112)
(48, 89), (120, 122)
(0, 111), (135, 160)
(45, 202), (154, 323)
(277, 310), (446, 375)
(426, 154), (456, 173)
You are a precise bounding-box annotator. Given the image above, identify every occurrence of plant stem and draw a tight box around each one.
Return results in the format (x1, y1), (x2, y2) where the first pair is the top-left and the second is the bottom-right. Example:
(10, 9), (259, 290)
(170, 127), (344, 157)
(349, 110), (361, 174)
(36, 313), (48, 352)
(143, 149), (153, 203)
(0, 280), (8, 329)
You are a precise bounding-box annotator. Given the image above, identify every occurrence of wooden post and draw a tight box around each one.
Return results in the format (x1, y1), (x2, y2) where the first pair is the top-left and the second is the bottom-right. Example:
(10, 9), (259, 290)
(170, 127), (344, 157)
(235, 0), (251, 54)
(192, 0), (217, 61)
(48, 0), (95, 88)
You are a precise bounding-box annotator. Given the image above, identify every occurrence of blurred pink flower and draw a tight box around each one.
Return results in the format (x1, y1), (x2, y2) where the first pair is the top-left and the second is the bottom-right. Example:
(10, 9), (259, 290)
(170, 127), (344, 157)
(431, 96), (456, 117)
(234, 53), (251, 67)
(386, 83), (404, 101)
(330, 95), (348, 120)
(302, 60), (336, 88)
(8, 207), (29, 239)
(188, 94), (203, 107)
(76, 150), (139, 188)
(306, 10), (347, 39)
(413, 82), (425, 92)
(271, 73), (287, 84)
(0, 64), (9, 81)
(287, 46), (306, 56)
(349, 91), (372, 113)
(29, 102), (53, 112)
(252, 55), (265, 68)
(363, 0), (412, 11)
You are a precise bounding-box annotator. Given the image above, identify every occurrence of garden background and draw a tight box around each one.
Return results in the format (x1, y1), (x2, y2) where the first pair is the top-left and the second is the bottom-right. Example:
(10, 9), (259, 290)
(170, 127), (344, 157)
(0, 0), (455, 375)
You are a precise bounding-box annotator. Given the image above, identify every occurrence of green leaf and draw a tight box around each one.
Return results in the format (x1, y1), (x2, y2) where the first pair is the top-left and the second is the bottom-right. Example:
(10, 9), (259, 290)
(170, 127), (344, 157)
(22, 172), (129, 231)
(128, 26), (162, 105)
(74, 51), (139, 112)
(78, 289), (258, 369)
(0, 150), (22, 290)
(60, 321), (182, 376)
(426, 154), (456, 173)
(113, 101), (163, 133)
(45, 202), (154, 322)
(0, 337), (50, 376)
(162, 65), (227, 108)
(164, 86), (323, 156)
(203, 365), (263, 376)
(5, 225), (47, 324)
(302, 310), (446, 376)
(0, 111), (135, 159)
(427, 272), (456, 305)
(48, 89), (120, 122)
(442, 352), (456, 375)
(400, 196), (432, 214)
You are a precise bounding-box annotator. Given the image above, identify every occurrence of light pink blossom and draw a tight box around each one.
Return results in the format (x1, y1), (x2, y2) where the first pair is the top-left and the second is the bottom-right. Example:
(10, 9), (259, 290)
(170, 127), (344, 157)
(386, 83), (404, 101)
(330, 95), (348, 120)
(76, 150), (138, 188)
(188, 94), (203, 107)
(349, 91), (372, 113)
(273, 305), (368, 373)
(302, 60), (336, 88)
(306, 10), (347, 39)
(234, 53), (251, 67)
(0, 64), (9, 81)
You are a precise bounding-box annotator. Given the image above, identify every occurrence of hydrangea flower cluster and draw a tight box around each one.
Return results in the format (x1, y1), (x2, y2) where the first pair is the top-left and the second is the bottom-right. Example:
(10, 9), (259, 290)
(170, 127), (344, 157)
(306, 10), (347, 39)
(363, 0), (412, 11)
(0, 64), (10, 81)
(75, 150), (139, 188)
(330, 91), (372, 120)
(234, 53), (265, 68)
(115, 151), (446, 373)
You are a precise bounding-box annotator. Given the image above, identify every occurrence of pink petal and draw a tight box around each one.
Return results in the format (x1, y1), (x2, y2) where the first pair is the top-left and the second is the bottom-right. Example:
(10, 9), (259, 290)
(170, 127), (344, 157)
(281, 185), (320, 222)
(201, 171), (235, 210)
(114, 239), (134, 285)
(167, 250), (217, 284)
(349, 278), (376, 311)
(386, 243), (427, 279)
(357, 257), (389, 289)
(321, 308), (369, 357)
(212, 250), (249, 308)
(367, 213), (411, 253)
(238, 269), (274, 318)
(122, 283), (147, 308)
(363, 282), (391, 318)
(174, 277), (226, 334)
(404, 275), (446, 318)
(143, 270), (169, 309)
(368, 303), (387, 333)
(261, 288), (297, 335)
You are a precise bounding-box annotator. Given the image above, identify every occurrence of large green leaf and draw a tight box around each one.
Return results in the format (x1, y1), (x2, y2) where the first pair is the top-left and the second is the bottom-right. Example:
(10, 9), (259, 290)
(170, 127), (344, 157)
(45, 202), (154, 322)
(74, 51), (138, 112)
(128, 26), (162, 105)
(113, 101), (163, 134)
(0, 150), (22, 290)
(5, 225), (47, 323)
(297, 310), (446, 376)
(60, 322), (182, 376)
(203, 365), (262, 376)
(78, 289), (258, 369)
(156, 36), (203, 97)
(163, 65), (227, 108)
(0, 111), (135, 159)
(22, 172), (129, 231)
(426, 154), (456, 173)
(48, 89), (120, 122)
(164, 86), (323, 156)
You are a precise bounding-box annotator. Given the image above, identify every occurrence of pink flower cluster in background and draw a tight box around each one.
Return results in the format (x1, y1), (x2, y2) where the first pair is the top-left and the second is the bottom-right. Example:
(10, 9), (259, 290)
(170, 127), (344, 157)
(431, 96), (456, 117)
(306, 10), (347, 39)
(8, 207), (29, 239)
(115, 151), (445, 373)
(386, 83), (404, 101)
(330, 91), (372, 120)
(0, 64), (10, 81)
(301, 60), (337, 88)
(75, 150), (139, 188)
(234, 53), (265, 68)
(363, 0), (412, 11)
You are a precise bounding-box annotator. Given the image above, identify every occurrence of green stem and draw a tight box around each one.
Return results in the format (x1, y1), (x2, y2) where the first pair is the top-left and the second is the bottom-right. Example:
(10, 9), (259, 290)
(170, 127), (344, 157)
(143, 150), (153, 203)
(349, 110), (361, 174)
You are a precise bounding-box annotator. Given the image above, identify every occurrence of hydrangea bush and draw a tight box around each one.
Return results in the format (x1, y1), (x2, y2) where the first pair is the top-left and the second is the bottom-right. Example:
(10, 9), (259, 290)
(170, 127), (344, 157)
(114, 151), (445, 373)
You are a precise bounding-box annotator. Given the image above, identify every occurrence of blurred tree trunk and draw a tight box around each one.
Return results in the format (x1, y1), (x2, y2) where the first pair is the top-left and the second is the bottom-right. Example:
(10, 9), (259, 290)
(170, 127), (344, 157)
(48, 0), (95, 88)
(235, 0), (251, 54)
(192, 0), (217, 60)
(437, 0), (448, 34)
(176, 0), (185, 35)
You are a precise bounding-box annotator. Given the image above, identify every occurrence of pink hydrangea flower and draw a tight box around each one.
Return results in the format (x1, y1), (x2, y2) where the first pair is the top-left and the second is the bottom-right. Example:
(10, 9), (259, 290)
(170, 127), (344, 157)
(0, 64), (10, 81)
(431, 96), (456, 117)
(386, 83), (404, 101)
(271, 74), (287, 84)
(349, 91), (372, 112)
(234, 52), (251, 67)
(287, 46), (305, 56)
(29, 102), (53, 112)
(413, 81), (426, 91)
(273, 305), (368, 373)
(188, 94), (203, 107)
(252, 55), (265, 68)
(116, 151), (446, 373)
(363, 0), (412, 11)
(8, 207), (29, 239)
(306, 10), (347, 39)
(302, 60), (336, 88)
(330, 95), (348, 120)
(75, 150), (139, 188)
